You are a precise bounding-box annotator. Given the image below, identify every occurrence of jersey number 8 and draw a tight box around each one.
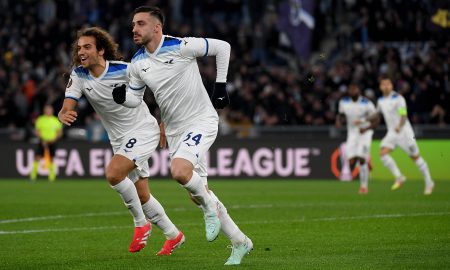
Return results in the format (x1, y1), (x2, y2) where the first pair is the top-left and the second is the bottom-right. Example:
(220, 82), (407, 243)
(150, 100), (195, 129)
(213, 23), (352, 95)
(126, 138), (137, 148)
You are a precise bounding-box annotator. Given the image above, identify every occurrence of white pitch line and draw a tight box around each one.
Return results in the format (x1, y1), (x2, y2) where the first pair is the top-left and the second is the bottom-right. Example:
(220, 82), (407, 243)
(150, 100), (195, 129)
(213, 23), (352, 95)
(1, 212), (449, 235)
(0, 211), (125, 224)
(0, 225), (129, 235)
(0, 204), (287, 224)
(236, 211), (450, 225)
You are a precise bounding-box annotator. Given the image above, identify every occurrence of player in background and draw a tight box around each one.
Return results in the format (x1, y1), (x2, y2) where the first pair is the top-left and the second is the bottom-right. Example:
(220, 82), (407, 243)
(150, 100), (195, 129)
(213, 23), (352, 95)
(112, 6), (252, 265)
(336, 84), (376, 194)
(30, 104), (62, 182)
(58, 27), (184, 255)
(361, 76), (434, 195)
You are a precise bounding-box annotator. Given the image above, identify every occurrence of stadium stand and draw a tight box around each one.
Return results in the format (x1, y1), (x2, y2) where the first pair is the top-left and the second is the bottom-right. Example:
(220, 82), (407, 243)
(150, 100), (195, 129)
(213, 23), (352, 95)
(0, 0), (448, 140)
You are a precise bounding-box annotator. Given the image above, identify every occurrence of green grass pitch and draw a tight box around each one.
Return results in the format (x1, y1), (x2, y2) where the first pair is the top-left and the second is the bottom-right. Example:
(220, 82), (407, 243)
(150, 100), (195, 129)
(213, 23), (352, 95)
(0, 179), (449, 269)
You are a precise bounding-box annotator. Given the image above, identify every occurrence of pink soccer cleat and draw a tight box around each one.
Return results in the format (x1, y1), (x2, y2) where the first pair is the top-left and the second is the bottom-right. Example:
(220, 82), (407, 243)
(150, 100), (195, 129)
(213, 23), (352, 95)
(129, 223), (151, 252)
(157, 231), (185, 256)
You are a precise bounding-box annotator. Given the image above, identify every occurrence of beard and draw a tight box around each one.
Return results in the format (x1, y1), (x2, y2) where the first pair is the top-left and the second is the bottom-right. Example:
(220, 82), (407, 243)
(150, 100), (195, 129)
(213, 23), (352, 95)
(135, 34), (150, 46)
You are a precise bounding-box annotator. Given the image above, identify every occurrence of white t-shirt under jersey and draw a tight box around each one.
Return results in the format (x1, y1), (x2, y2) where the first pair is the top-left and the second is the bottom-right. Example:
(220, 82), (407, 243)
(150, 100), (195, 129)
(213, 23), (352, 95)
(376, 91), (414, 134)
(65, 60), (157, 147)
(125, 35), (230, 136)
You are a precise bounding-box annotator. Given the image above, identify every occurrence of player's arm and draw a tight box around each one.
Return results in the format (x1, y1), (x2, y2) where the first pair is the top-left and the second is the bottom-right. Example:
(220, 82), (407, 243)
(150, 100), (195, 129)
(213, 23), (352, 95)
(360, 100), (381, 133)
(394, 95), (408, 133)
(159, 122), (167, 149)
(34, 119), (47, 147)
(335, 100), (345, 129)
(335, 113), (345, 129)
(181, 37), (231, 109)
(360, 112), (381, 133)
(55, 117), (64, 141)
(34, 121), (43, 141)
(395, 108), (407, 133)
(58, 98), (78, 126)
(59, 70), (83, 126)
(112, 64), (145, 108)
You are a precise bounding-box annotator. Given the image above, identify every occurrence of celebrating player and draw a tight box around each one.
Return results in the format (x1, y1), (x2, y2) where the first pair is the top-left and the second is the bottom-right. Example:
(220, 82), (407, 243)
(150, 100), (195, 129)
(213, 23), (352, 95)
(31, 104), (63, 182)
(361, 76), (434, 195)
(112, 6), (252, 265)
(336, 84), (376, 194)
(58, 27), (184, 255)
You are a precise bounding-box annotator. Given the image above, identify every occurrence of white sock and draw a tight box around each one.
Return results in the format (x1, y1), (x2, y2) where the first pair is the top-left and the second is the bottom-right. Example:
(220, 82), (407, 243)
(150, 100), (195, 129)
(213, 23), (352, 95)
(209, 190), (246, 245)
(183, 171), (215, 213)
(415, 157), (433, 186)
(142, 196), (179, 239)
(380, 155), (402, 178)
(359, 163), (369, 189)
(111, 178), (147, 227)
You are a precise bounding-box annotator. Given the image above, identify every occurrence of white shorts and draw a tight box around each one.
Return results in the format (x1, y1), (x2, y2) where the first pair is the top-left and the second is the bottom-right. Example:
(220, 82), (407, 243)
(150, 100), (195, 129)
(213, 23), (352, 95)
(112, 123), (160, 183)
(166, 122), (218, 185)
(346, 131), (373, 160)
(380, 129), (420, 156)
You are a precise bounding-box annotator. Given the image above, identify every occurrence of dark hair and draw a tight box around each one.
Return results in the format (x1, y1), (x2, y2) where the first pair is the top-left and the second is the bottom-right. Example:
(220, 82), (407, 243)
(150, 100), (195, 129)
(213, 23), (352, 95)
(348, 83), (361, 91)
(71, 27), (123, 67)
(379, 74), (392, 82)
(134, 6), (165, 26)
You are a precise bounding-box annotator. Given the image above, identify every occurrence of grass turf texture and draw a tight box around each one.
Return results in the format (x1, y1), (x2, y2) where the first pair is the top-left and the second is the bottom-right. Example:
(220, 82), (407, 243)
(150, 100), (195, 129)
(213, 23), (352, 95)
(0, 179), (449, 270)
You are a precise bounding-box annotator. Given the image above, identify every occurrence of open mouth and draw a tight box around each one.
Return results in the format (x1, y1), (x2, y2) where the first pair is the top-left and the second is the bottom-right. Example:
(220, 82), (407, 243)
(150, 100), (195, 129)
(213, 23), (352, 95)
(80, 56), (88, 64)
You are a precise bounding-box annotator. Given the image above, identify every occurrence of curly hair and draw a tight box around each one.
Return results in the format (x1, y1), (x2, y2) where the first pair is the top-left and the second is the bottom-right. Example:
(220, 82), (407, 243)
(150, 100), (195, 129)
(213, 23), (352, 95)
(71, 27), (123, 67)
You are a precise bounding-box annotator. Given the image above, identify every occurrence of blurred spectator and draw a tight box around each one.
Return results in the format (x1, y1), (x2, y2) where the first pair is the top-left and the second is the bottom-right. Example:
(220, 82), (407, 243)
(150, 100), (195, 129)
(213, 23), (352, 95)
(0, 0), (448, 140)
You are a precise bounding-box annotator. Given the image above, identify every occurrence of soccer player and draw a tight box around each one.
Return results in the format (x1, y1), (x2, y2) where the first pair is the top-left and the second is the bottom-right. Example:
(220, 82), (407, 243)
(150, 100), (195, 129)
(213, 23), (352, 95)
(112, 6), (252, 265)
(336, 84), (376, 194)
(361, 76), (434, 195)
(30, 104), (62, 182)
(58, 27), (184, 255)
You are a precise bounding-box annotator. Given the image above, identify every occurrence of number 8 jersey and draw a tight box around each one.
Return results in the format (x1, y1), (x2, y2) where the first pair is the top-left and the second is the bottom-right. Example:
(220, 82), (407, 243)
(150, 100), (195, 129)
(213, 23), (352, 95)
(65, 60), (158, 149)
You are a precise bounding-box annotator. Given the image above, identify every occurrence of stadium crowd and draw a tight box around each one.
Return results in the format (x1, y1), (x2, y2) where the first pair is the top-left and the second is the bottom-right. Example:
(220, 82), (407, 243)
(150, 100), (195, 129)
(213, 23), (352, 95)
(0, 0), (449, 139)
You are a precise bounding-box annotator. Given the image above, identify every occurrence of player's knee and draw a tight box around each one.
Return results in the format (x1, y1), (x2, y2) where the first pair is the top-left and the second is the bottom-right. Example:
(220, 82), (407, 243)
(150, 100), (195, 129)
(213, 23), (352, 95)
(170, 166), (191, 182)
(105, 168), (123, 185)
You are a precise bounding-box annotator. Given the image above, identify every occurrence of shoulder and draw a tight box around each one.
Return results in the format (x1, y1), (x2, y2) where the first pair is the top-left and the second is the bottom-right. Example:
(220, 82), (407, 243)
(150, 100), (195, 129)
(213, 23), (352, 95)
(109, 61), (129, 69)
(391, 92), (406, 103)
(163, 36), (183, 46)
(35, 116), (44, 123)
(106, 61), (129, 77)
(158, 35), (182, 56)
(51, 116), (60, 123)
(73, 66), (89, 78)
(340, 96), (351, 103)
(131, 47), (148, 63)
(360, 97), (370, 104)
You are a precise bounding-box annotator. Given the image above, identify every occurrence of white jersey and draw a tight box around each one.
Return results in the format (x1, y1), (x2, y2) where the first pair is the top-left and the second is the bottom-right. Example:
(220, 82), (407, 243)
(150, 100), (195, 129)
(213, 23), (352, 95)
(65, 60), (158, 146)
(376, 91), (414, 133)
(338, 96), (376, 135)
(126, 35), (230, 136)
